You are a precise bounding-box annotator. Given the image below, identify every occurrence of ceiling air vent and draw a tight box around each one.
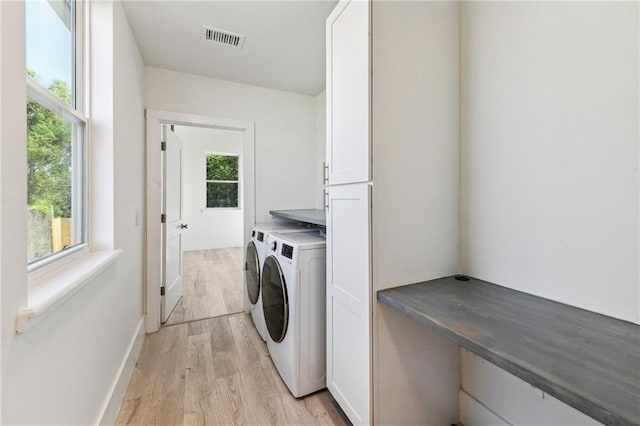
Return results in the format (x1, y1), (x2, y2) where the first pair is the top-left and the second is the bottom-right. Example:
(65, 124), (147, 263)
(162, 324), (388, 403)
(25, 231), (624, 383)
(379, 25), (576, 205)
(202, 26), (245, 49)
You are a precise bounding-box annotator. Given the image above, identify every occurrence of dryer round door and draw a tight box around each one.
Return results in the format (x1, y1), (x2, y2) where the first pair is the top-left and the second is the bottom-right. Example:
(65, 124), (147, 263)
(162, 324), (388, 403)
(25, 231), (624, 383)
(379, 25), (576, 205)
(261, 255), (288, 343)
(245, 241), (260, 305)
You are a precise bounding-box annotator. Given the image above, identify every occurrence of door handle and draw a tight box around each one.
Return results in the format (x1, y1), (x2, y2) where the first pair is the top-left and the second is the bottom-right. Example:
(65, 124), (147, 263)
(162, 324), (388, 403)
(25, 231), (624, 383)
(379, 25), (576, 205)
(180, 224), (188, 229)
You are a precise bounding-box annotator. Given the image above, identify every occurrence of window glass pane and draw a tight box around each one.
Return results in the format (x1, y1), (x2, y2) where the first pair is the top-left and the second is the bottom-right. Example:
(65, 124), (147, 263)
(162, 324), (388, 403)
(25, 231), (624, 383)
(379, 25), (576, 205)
(26, 0), (74, 106)
(206, 182), (239, 208)
(27, 99), (84, 262)
(206, 155), (238, 181)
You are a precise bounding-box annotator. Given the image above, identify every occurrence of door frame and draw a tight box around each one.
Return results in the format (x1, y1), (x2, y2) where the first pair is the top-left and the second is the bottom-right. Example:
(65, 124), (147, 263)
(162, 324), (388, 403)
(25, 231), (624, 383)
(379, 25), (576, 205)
(145, 109), (256, 333)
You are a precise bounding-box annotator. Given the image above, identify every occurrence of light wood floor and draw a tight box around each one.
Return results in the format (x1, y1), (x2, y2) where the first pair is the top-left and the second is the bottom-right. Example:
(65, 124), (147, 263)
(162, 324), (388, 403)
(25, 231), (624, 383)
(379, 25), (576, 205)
(115, 313), (349, 426)
(166, 248), (245, 326)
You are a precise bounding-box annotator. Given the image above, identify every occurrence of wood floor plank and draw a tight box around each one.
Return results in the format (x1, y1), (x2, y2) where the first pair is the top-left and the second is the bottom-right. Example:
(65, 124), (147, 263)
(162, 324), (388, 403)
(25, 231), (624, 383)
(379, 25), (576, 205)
(167, 247), (244, 325)
(304, 391), (351, 425)
(184, 332), (215, 426)
(207, 374), (245, 425)
(117, 312), (349, 426)
(207, 288), (229, 318)
(219, 268), (244, 313)
(228, 313), (268, 364)
(236, 364), (288, 425)
(145, 388), (185, 425)
(166, 282), (210, 326)
(209, 316), (241, 379)
(116, 324), (189, 426)
(229, 314), (293, 425)
(190, 268), (209, 296)
(166, 299), (186, 325)
(190, 287), (211, 319)
(149, 324), (188, 425)
(188, 318), (210, 336)
(121, 329), (163, 400)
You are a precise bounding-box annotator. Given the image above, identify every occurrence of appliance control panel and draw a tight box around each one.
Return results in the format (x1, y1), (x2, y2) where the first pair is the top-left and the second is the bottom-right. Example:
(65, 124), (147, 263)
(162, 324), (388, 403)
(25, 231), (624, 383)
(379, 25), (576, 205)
(282, 244), (294, 259)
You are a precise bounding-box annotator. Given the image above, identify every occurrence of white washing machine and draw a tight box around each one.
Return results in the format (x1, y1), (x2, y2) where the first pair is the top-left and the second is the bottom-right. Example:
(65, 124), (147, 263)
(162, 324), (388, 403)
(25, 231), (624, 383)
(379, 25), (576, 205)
(245, 222), (316, 341)
(261, 230), (326, 397)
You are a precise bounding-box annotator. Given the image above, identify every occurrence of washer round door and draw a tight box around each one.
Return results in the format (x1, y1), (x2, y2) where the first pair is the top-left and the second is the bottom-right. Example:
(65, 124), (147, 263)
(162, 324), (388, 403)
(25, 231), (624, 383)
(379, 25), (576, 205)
(245, 241), (260, 305)
(261, 255), (288, 343)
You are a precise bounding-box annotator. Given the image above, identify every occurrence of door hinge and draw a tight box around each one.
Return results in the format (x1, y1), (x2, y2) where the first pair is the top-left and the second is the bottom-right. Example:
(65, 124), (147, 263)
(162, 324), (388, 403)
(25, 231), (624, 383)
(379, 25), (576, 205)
(161, 213), (166, 223)
(161, 141), (166, 151)
(160, 286), (166, 296)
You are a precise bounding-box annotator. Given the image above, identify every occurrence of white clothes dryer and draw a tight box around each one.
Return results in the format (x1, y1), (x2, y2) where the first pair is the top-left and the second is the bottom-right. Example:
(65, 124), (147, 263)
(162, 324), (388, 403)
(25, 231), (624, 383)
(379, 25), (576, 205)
(245, 222), (316, 341)
(261, 230), (327, 397)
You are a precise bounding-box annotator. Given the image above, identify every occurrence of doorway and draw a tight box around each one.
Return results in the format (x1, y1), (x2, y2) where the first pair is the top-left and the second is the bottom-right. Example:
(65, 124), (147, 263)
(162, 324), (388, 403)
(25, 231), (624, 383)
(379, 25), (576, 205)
(145, 110), (255, 333)
(164, 124), (246, 325)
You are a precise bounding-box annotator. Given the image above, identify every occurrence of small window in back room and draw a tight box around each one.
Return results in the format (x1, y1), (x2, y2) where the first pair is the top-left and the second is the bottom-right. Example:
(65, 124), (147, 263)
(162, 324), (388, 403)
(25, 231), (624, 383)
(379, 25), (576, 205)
(206, 154), (240, 208)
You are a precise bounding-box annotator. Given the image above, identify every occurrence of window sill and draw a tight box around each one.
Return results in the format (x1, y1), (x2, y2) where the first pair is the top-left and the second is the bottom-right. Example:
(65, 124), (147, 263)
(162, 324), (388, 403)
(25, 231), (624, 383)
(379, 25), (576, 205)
(16, 249), (122, 333)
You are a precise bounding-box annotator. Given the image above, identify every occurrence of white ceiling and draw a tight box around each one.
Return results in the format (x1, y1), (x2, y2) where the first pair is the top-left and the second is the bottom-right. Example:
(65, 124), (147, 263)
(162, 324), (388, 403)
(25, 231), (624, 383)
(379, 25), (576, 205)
(121, 1), (337, 96)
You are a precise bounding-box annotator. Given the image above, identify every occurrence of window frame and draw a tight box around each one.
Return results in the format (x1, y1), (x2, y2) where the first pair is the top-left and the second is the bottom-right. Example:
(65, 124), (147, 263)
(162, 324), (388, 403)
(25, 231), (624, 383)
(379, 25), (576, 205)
(204, 152), (241, 210)
(26, 0), (88, 272)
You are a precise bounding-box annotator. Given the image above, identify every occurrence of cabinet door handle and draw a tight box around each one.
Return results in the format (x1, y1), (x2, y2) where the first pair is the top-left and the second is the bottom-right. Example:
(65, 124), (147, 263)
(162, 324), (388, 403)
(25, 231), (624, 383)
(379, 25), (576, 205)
(323, 162), (329, 184)
(324, 190), (329, 211)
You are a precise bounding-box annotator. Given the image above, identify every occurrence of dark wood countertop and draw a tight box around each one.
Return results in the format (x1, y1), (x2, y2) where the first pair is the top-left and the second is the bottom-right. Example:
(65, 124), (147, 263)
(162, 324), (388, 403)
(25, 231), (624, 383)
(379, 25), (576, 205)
(377, 276), (640, 426)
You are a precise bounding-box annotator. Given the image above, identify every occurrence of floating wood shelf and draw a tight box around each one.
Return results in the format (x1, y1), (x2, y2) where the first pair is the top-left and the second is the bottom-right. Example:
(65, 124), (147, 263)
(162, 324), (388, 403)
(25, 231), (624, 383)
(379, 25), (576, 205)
(377, 276), (640, 426)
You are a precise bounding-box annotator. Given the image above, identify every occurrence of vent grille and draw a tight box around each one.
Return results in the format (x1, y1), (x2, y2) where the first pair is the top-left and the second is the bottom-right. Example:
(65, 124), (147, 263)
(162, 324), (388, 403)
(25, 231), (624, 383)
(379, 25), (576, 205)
(202, 26), (245, 48)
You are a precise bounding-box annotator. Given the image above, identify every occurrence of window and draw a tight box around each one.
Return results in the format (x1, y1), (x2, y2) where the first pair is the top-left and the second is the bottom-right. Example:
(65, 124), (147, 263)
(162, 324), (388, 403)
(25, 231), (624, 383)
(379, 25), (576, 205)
(26, 0), (86, 267)
(206, 154), (240, 208)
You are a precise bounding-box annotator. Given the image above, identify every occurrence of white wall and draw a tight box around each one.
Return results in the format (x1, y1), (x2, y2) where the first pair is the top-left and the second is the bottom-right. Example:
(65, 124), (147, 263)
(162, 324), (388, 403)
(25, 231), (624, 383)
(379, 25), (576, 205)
(372, 2), (461, 424)
(461, 1), (640, 324)
(459, 2), (639, 424)
(145, 67), (319, 224)
(316, 90), (326, 209)
(460, 349), (599, 426)
(174, 125), (244, 251)
(0, 2), (146, 424)
(0, 2), (28, 422)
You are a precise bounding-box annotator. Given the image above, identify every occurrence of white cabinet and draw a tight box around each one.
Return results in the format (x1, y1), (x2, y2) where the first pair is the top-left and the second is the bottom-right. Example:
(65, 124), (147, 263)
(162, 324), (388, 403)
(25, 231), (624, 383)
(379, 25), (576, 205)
(325, 1), (461, 424)
(325, 1), (372, 423)
(326, 0), (370, 186)
(326, 183), (371, 424)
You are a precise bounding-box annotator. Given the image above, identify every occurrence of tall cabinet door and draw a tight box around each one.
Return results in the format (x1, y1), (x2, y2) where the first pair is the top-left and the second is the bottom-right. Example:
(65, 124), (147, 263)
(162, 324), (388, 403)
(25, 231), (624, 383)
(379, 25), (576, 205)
(326, 0), (370, 186)
(326, 183), (371, 424)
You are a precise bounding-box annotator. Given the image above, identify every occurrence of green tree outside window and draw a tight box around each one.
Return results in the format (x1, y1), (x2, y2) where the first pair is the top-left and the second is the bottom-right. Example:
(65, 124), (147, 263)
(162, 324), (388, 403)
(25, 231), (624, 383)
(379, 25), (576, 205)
(27, 71), (74, 260)
(206, 154), (239, 208)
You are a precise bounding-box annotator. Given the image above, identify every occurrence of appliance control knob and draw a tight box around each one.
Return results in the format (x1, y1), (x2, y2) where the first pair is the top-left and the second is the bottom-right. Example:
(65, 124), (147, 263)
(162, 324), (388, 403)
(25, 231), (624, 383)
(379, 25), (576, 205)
(251, 230), (256, 238)
(271, 241), (277, 251)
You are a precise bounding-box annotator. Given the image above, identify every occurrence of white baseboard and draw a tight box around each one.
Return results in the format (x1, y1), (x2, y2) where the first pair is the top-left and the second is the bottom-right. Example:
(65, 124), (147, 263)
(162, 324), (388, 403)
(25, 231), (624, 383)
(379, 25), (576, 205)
(95, 316), (146, 426)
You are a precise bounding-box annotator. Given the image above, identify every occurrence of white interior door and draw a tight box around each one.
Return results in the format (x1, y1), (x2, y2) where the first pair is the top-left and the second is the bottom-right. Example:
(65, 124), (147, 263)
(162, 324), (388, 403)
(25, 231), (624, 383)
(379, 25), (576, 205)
(326, 0), (370, 186)
(161, 125), (185, 323)
(326, 183), (371, 424)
